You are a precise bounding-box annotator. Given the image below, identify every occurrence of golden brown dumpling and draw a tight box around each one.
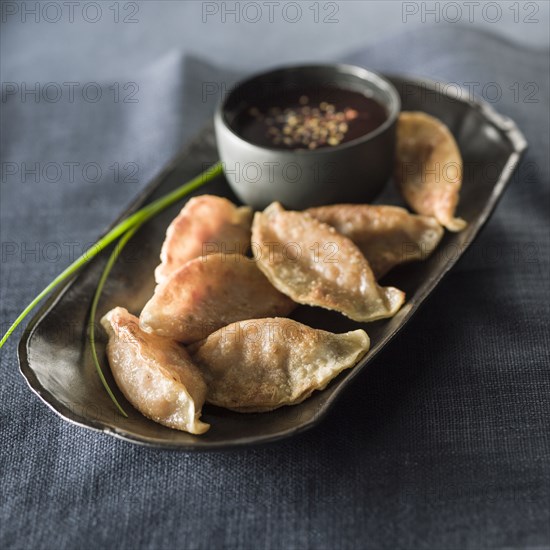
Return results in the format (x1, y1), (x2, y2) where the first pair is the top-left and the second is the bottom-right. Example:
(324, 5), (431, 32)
(189, 318), (370, 412)
(101, 307), (209, 434)
(252, 202), (405, 322)
(307, 204), (444, 278)
(395, 111), (467, 232)
(155, 195), (253, 284)
(140, 253), (295, 344)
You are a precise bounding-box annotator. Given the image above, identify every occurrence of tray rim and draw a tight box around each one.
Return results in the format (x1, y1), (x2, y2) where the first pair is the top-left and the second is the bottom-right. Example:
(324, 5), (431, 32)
(17, 73), (528, 451)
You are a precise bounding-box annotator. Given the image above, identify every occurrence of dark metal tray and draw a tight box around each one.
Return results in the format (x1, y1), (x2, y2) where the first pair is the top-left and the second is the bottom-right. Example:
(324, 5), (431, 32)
(18, 75), (527, 450)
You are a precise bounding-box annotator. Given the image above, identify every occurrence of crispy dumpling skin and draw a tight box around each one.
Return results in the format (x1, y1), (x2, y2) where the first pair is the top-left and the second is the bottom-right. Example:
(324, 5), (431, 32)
(155, 195), (253, 284)
(101, 307), (209, 434)
(140, 253), (295, 344)
(395, 111), (467, 232)
(252, 202), (405, 322)
(306, 204), (444, 278)
(189, 318), (370, 412)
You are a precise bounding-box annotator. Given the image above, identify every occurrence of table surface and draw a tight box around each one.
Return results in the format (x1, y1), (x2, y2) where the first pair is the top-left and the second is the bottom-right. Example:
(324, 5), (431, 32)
(1, 3), (549, 549)
(2, 1), (549, 81)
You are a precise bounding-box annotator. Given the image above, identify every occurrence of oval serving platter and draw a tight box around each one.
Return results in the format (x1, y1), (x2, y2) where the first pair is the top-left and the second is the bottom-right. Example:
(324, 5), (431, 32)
(18, 75), (527, 450)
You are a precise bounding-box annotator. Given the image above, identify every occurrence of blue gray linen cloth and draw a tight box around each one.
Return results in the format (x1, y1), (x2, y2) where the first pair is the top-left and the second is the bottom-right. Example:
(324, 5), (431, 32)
(1, 27), (549, 549)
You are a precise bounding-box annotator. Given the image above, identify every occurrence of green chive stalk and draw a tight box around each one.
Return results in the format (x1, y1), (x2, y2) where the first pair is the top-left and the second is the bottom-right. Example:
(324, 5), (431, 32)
(0, 162), (223, 350)
(87, 222), (144, 417)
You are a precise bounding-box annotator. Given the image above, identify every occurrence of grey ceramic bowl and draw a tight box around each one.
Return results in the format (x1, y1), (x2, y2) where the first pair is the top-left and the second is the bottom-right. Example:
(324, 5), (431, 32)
(214, 64), (400, 210)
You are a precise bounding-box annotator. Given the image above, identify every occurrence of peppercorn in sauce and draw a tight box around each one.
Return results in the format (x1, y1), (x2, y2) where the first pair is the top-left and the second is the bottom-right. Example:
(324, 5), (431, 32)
(234, 87), (388, 150)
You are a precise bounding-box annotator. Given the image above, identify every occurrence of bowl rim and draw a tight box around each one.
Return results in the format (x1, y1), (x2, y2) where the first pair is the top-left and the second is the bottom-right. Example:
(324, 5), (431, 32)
(215, 63), (401, 155)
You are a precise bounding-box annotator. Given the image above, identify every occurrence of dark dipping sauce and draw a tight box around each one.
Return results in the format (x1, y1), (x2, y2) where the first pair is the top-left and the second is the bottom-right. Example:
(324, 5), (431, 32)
(232, 86), (388, 151)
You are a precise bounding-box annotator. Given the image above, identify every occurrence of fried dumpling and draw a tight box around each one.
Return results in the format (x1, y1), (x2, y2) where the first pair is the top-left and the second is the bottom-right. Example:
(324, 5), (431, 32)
(252, 202), (405, 322)
(155, 195), (253, 284)
(306, 204), (444, 278)
(189, 318), (370, 412)
(140, 253), (295, 344)
(395, 111), (467, 232)
(101, 307), (209, 434)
